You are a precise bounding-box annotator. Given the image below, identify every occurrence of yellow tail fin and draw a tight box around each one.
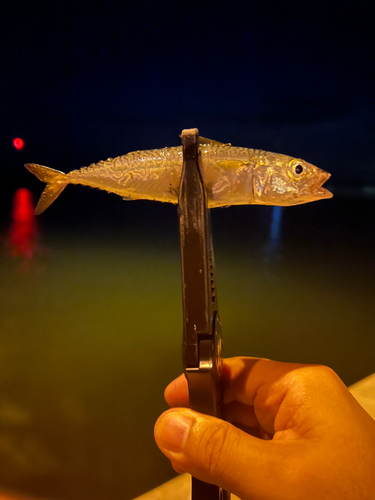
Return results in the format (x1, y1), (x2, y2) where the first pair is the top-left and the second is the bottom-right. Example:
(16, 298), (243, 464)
(24, 164), (68, 214)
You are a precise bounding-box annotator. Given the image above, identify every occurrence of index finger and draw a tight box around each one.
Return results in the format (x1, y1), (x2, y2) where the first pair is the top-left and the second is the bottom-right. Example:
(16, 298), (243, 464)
(165, 356), (311, 408)
(164, 357), (263, 407)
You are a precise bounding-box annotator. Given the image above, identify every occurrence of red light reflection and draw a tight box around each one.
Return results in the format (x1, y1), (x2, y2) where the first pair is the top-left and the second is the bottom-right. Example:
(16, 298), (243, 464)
(9, 188), (38, 260)
(13, 137), (24, 150)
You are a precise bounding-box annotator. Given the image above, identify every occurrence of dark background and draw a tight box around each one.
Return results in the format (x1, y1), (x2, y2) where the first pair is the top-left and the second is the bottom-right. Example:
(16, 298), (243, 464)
(1, 2), (375, 499)
(1, 0), (374, 227)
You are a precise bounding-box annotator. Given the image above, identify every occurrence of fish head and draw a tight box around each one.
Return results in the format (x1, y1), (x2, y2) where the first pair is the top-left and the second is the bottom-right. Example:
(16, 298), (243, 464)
(252, 153), (333, 206)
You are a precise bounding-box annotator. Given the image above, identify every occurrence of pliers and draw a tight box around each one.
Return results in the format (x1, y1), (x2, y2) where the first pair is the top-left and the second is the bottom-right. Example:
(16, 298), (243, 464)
(178, 128), (230, 500)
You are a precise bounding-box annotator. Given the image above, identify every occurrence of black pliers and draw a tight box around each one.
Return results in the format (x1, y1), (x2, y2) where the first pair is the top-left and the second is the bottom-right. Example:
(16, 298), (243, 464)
(178, 128), (230, 500)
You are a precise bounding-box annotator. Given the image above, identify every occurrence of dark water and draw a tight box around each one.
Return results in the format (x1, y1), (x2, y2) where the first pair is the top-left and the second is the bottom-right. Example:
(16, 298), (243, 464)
(0, 196), (374, 499)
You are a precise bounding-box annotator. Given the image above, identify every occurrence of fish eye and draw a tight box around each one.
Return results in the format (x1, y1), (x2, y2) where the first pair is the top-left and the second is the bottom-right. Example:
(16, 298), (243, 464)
(288, 160), (306, 180)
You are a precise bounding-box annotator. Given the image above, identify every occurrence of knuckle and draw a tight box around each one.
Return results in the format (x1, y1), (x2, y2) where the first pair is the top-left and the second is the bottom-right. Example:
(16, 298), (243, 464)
(294, 364), (339, 389)
(312, 364), (341, 386)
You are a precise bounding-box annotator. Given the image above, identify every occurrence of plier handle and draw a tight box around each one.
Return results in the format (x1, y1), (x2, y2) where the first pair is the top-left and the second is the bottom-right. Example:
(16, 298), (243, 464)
(178, 128), (230, 500)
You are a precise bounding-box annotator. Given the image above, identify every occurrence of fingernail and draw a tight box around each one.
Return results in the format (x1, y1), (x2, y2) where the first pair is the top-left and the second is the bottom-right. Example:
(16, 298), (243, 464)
(157, 411), (191, 452)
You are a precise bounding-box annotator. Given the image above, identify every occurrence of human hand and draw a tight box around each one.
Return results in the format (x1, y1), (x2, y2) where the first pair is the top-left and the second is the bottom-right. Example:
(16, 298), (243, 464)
(154, 357), (375, 499)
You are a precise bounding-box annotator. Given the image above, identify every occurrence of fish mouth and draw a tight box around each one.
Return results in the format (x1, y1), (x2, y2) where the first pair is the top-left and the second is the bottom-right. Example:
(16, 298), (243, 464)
(311, 171), (333, 199)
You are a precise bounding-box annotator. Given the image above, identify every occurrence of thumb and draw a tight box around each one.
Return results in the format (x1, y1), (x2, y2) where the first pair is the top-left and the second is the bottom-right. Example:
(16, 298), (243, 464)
(154, 408), (283, 499)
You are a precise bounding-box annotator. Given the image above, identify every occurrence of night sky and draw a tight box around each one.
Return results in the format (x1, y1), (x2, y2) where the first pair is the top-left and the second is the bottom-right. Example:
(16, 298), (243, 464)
(1, 0), (374, 223)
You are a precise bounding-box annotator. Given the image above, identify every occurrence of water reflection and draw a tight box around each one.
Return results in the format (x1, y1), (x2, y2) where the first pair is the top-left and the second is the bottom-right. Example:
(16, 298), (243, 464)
(262, 206), (283, 262)
(8, 189), (38, 271)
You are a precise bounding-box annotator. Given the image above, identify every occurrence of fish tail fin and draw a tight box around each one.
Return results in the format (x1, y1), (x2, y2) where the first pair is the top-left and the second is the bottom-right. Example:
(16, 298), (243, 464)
(24, 163), (69, 214)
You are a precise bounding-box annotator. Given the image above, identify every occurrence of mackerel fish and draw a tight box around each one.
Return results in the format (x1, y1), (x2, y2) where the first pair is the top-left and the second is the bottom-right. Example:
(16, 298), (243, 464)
(25, 136), (332, 214)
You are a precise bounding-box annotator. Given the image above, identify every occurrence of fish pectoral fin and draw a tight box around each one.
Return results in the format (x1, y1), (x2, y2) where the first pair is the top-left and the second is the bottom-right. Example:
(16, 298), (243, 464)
(199, 136), (226, 147)
(214, 159), (250, 170)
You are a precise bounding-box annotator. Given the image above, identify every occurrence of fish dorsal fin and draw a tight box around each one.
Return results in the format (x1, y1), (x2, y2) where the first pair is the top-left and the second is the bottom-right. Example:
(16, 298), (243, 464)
(199, 136), (225, 147)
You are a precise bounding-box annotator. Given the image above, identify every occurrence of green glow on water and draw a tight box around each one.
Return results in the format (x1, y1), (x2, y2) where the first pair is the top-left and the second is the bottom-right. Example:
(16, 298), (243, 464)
(0, 199), (374, 499)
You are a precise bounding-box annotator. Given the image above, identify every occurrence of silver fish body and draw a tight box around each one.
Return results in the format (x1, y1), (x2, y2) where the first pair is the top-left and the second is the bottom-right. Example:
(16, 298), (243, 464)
(25, 137), (332, 214)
